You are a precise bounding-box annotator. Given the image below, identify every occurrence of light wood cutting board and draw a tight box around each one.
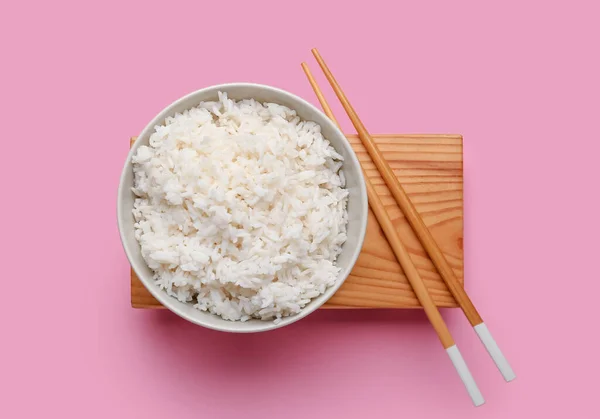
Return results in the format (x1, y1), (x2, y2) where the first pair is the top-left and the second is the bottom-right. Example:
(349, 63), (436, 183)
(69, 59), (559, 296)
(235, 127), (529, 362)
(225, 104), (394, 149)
(130, 134), (464, 309)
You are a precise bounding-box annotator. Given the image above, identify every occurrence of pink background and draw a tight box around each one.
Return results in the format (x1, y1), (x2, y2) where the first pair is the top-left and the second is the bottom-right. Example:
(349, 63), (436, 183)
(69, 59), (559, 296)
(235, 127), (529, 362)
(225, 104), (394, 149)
(2, 0), (599, 417)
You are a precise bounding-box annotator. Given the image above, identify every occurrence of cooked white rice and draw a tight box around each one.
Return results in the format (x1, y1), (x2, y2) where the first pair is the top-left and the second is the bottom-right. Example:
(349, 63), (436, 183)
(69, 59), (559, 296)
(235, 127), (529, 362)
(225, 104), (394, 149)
(131, 92), (349, 322)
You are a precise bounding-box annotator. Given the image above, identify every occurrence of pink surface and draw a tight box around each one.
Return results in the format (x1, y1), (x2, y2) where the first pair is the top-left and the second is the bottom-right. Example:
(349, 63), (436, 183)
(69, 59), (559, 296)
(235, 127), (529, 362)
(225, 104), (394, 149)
(2, 0), (599, 417)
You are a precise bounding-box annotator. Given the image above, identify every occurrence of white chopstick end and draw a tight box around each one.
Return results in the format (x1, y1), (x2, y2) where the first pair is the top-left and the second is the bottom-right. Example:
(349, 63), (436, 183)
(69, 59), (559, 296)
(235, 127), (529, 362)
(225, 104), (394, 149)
(446, 345), (485, 407)
(474, 323), (516, 382)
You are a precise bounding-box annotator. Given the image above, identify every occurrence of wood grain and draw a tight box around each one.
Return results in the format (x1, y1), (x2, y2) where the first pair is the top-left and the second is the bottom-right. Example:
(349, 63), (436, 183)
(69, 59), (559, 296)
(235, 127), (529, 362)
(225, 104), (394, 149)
(311, 49), (482, 326)
(130, 134), (464, 309)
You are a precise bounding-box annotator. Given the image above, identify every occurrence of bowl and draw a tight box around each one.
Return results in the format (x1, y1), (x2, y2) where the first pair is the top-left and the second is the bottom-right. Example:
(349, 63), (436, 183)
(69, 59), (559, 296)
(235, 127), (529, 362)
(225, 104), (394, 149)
(117, 83), (368, 332)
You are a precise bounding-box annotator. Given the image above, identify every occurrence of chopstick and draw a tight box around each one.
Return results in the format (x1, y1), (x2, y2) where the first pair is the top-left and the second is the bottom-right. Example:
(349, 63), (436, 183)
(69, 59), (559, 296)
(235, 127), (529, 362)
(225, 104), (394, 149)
(310, 48), (515, 383)
(301, 62), (485, 407)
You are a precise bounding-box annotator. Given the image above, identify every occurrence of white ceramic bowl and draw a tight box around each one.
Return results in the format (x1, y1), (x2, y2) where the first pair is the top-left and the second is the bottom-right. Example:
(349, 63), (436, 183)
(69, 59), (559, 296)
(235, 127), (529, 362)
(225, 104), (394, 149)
(118, 83), (368, 333)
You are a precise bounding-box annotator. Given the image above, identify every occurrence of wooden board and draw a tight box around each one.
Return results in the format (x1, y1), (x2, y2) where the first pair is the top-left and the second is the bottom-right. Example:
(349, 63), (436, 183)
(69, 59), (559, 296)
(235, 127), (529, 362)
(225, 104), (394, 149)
(130, 134), (464, 309)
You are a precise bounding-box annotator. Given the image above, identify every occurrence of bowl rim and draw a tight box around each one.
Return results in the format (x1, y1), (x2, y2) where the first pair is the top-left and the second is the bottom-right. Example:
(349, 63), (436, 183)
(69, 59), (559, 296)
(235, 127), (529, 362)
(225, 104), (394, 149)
(117, 82), (368, 332)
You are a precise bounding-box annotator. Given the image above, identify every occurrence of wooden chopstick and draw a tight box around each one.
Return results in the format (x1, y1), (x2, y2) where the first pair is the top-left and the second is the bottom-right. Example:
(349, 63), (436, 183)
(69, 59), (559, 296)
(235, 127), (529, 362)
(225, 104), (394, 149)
(301, 62), (485, 407)
(310, 48), (515, 383)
